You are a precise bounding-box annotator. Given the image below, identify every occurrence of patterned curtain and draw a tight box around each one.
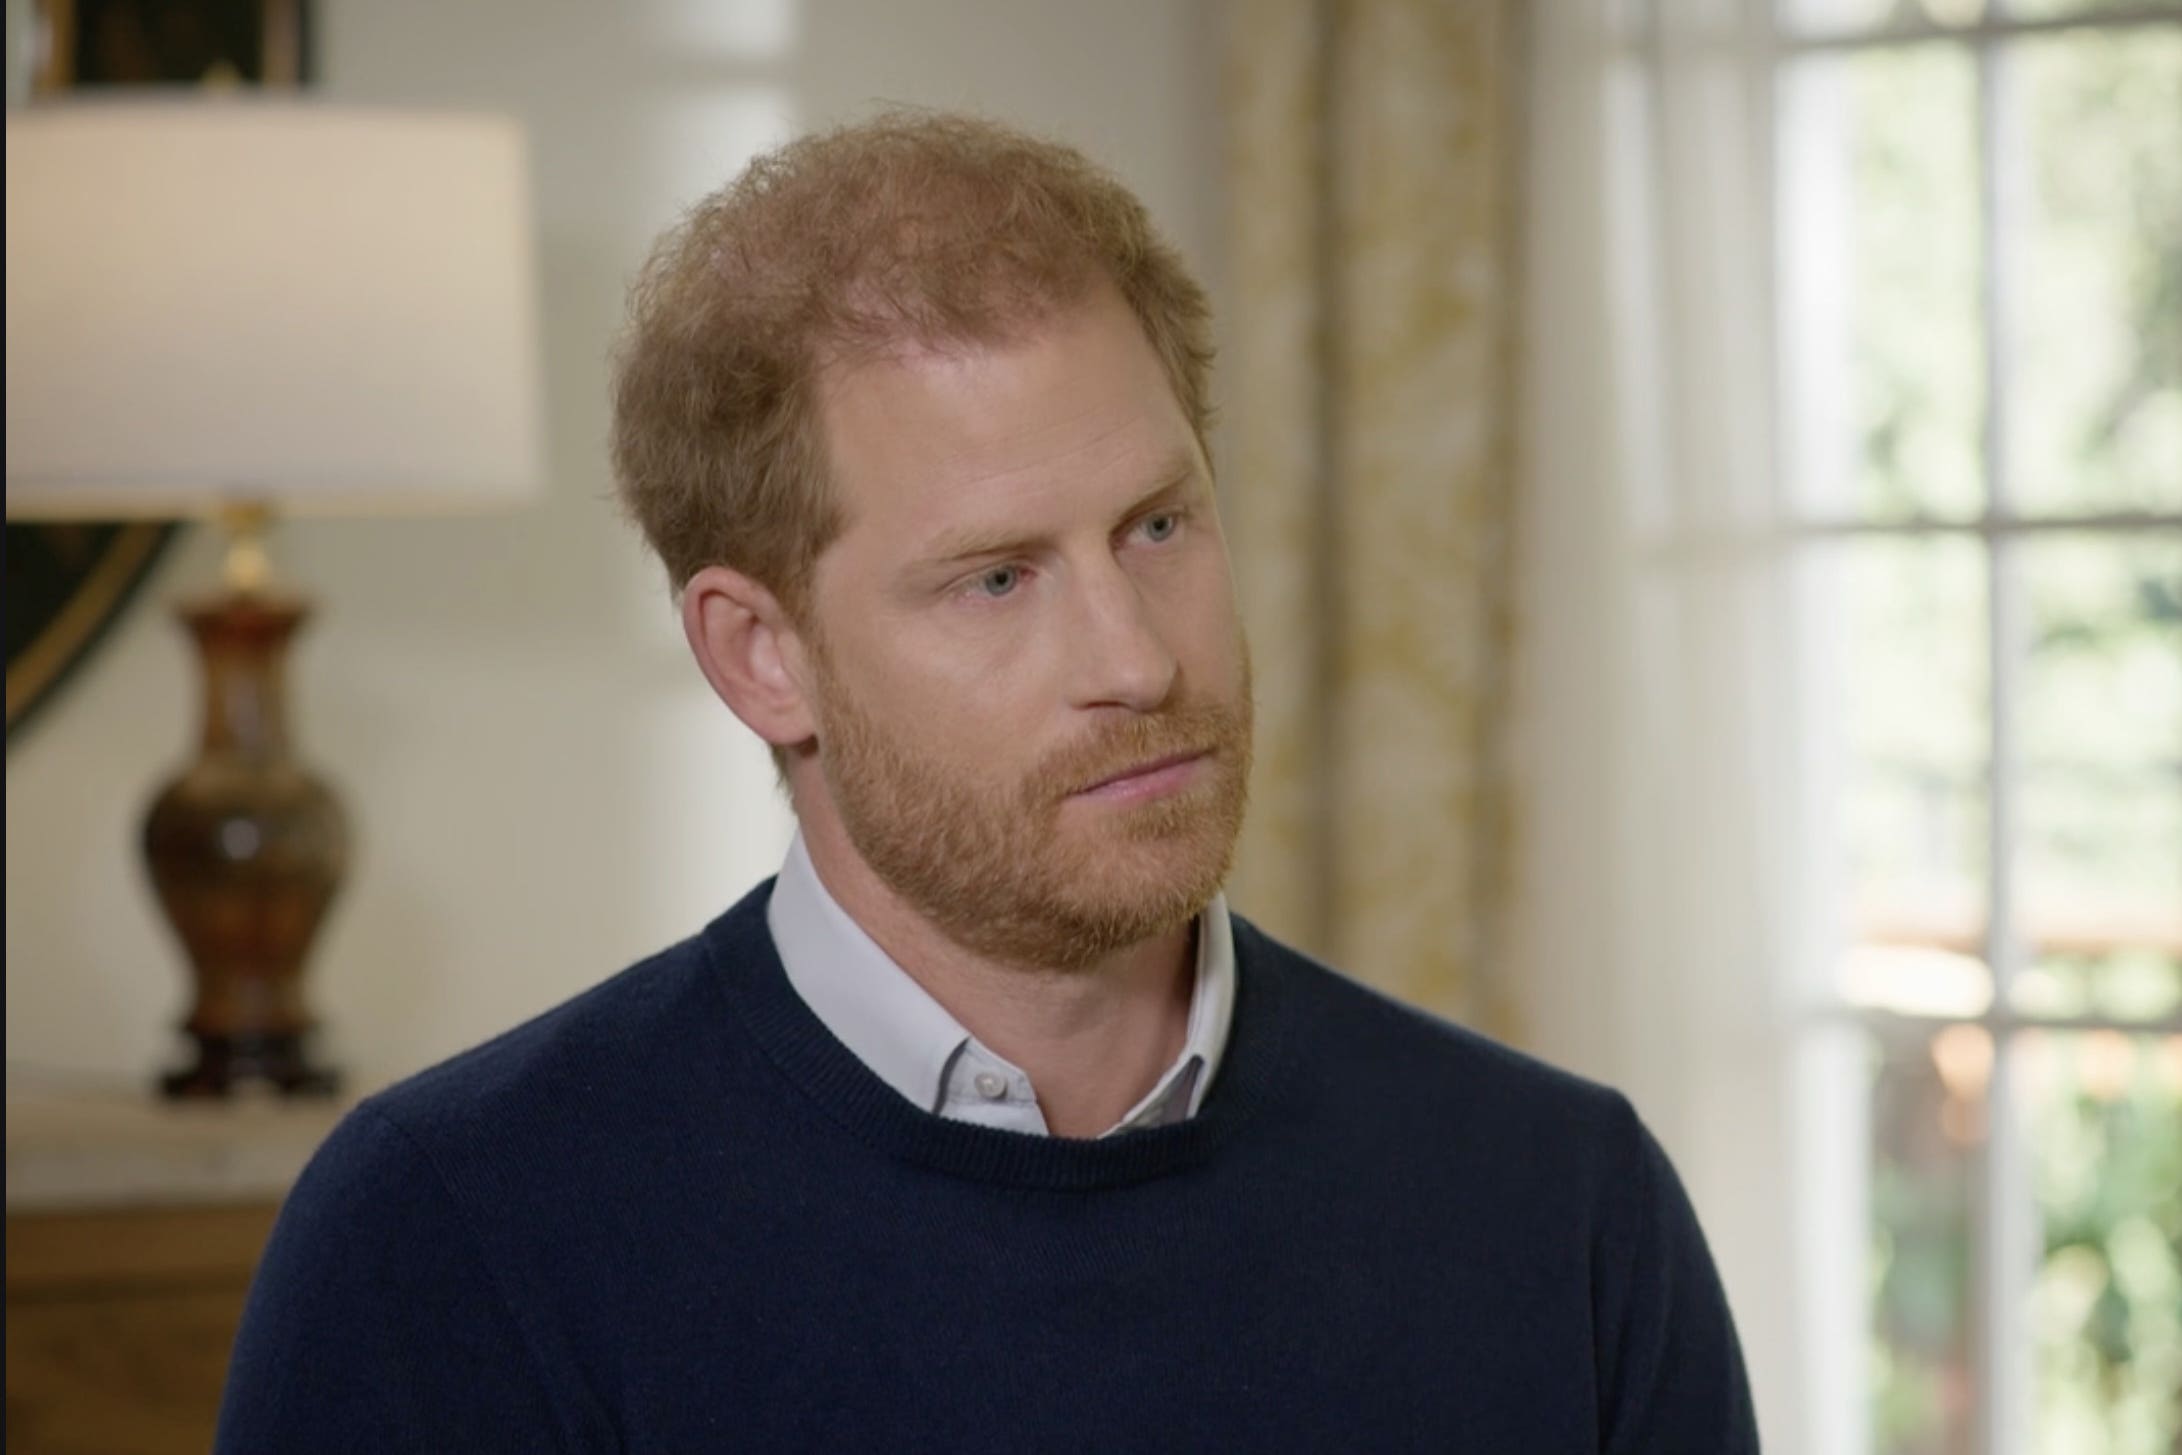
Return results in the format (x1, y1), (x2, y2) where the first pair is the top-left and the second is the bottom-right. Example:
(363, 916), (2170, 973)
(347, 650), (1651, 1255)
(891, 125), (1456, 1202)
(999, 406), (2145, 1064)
(1221, 0), (1522, 1037)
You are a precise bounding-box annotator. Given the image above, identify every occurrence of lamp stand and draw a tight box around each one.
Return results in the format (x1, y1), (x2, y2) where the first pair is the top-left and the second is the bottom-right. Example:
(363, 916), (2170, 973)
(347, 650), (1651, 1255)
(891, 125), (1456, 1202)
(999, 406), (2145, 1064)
(144, 507), (347, 1098)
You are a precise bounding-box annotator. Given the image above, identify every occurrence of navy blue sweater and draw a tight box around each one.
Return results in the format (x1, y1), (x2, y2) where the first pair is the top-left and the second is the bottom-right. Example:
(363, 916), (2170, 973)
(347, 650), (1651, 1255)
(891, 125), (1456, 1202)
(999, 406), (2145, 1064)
(217, 880), (1758, 1452)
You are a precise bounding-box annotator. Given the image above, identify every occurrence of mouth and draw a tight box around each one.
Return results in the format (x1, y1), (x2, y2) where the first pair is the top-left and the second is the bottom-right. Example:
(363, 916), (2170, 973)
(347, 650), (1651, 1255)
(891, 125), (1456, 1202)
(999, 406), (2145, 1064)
(1074, 749), (1211, 801)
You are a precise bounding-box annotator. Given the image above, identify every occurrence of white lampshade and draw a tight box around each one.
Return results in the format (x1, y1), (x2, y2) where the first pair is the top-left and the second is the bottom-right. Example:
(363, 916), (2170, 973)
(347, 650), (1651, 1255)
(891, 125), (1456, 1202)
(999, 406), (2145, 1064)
(5, 101), (545, 519)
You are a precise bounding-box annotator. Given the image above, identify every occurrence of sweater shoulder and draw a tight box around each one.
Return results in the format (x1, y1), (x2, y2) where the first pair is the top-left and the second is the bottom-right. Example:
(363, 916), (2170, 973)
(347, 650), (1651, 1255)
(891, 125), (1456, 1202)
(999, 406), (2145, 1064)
(1233, 914), (1639, 1160)
(353, 908), (749, 1160)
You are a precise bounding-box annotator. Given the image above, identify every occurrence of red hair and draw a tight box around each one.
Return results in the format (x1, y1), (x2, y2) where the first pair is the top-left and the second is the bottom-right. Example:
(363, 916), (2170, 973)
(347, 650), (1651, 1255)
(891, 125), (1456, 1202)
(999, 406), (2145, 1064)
(610, 109), (1216, 620)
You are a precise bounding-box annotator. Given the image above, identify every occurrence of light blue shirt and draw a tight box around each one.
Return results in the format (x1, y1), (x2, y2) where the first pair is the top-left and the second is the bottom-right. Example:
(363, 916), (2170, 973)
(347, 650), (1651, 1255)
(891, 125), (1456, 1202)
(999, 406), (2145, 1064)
(765, 833), (1235, 1137)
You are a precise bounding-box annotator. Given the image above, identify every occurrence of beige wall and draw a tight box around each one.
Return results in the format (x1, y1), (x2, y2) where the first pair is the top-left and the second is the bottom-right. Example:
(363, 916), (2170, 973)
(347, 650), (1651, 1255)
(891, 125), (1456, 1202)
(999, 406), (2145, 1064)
(4, 0), (1224, 1094)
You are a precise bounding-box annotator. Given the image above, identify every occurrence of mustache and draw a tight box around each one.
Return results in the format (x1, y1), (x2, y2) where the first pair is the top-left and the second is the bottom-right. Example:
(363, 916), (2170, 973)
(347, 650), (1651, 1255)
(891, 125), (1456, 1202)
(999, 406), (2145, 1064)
(1031, 698), (1249, 802)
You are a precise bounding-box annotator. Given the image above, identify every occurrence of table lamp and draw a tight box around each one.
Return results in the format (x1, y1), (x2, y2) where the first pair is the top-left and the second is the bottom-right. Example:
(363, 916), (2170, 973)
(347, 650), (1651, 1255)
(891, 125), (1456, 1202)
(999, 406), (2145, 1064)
(5, 100), (545, 1097)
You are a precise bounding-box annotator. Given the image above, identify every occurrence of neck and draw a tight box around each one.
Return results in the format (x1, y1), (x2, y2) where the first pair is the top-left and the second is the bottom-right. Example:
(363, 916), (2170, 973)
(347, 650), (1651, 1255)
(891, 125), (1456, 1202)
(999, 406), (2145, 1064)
(796, 811), (1197, 1138)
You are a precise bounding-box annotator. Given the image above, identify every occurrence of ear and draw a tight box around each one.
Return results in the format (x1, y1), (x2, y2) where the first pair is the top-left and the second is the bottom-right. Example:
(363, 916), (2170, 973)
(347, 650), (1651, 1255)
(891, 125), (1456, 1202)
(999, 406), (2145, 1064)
(681, 565), (817, 751)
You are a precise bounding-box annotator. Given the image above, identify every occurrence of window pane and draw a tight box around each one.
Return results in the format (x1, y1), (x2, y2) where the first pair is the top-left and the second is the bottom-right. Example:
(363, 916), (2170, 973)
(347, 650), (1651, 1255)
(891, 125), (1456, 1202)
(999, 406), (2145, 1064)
(2020, 1030), (2182, 1454)
(1780, 0), (1899, 30)
(1915, 0), (1988, 23)
(1781, 47), (1985, 520)
(2016, 536), (2182, 1006)
(1872, 1022), (1982, 1455)
(2018, 949), (2182, 1023)
(2007, 28), (2182, 514)
(1813, 538), (1992, 1008)
(2009, 0), (2182, 22)
(1779, 0), (1991, 33)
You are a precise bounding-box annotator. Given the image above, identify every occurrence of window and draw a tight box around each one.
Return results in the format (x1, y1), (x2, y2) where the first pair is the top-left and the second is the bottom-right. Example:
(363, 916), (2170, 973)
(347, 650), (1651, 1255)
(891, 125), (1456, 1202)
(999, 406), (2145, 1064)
(1775, 2), (2182, 1452)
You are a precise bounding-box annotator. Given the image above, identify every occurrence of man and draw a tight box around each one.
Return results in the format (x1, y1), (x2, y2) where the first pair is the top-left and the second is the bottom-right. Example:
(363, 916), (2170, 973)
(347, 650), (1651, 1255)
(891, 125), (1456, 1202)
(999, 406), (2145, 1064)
(217, 112), (1758, 1452)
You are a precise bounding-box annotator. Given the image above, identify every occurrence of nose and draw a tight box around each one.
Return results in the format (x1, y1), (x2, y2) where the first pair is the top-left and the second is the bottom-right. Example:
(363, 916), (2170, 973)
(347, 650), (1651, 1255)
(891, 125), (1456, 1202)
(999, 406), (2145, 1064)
(1067, 557), (1179, 713)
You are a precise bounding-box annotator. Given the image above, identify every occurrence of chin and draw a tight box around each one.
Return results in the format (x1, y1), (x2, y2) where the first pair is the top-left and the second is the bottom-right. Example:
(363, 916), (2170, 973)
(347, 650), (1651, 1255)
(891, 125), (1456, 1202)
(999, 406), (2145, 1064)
(1050, 811), (1237, 933)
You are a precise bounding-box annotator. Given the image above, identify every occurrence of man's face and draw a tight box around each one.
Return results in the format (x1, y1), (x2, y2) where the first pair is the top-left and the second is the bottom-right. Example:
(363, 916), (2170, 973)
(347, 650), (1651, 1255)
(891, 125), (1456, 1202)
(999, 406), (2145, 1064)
(796, 286), (1252, 970)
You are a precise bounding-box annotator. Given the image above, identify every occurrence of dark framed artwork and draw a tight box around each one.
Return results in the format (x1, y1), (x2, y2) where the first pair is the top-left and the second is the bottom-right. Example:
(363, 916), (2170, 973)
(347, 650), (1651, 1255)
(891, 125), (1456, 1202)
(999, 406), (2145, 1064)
(4, 0), (311, 741)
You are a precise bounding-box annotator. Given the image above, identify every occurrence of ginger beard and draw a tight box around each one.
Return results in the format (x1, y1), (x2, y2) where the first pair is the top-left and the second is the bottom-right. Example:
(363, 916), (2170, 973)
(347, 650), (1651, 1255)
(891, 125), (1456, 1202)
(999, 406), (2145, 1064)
(806, 639), (1254, 971)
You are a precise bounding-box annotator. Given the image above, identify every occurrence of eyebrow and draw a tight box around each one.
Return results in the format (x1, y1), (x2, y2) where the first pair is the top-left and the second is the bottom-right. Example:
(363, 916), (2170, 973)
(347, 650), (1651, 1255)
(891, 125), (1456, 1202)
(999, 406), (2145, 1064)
(912, 454), (1203, 574)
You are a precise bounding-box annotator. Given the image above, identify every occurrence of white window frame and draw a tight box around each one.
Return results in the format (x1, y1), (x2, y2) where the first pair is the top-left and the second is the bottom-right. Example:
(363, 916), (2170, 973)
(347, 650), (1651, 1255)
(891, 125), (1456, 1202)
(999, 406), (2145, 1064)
(1766, 5), (2182, 1453)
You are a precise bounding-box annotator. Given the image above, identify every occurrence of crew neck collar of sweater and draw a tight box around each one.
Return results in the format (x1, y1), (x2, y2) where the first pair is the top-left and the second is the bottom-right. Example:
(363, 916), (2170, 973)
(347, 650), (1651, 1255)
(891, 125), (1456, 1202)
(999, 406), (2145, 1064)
(702, 877), (1298, 1192)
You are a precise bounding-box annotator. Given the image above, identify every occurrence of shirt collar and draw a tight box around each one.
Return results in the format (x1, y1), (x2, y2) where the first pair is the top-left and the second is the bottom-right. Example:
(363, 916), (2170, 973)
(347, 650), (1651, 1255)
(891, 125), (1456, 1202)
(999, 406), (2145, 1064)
(765, 831), (1235, 1134)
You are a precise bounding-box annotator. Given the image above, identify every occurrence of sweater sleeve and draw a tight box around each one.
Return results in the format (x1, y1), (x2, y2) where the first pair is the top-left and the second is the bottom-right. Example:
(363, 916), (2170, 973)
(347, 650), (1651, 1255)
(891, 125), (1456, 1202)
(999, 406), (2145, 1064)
(215, 1105), (576, 1454)
(1590, 1097), (1761, 1453)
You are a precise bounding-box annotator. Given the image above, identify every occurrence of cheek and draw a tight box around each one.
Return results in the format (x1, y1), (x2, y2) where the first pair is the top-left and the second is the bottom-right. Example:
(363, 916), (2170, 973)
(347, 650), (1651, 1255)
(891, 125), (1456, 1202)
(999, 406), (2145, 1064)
(853, 656), (1044, 765)
(1160, 551), (1244, 676)
(883, 611), (1067, 720)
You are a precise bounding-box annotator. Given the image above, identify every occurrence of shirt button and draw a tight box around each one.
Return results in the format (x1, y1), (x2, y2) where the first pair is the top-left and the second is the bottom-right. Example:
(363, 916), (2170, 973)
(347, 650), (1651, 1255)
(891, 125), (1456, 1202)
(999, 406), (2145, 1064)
(973, 1071), (1007, 1100)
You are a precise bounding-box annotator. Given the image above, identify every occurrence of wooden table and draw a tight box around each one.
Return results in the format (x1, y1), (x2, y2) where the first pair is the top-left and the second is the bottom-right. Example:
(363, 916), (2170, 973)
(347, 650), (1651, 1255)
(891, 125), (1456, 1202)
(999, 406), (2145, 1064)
(5, 1084), (346, 1455)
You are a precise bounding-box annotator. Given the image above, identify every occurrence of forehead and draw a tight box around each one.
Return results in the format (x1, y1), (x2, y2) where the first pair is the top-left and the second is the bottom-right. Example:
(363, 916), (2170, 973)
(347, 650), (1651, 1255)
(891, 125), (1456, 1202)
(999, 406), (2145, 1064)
(813, 291), (1201, 550)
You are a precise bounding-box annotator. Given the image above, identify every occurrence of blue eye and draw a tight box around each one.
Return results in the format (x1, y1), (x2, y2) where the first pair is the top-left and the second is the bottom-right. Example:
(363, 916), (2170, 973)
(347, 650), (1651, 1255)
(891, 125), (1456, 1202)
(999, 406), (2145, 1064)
(975, 565), (1022, 598)
(1141, 513), (1180, 543)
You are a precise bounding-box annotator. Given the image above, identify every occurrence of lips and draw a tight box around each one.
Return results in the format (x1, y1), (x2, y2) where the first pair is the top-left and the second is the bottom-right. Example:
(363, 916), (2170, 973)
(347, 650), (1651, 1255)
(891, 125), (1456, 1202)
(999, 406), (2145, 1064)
(1077, 749), (1207, 796)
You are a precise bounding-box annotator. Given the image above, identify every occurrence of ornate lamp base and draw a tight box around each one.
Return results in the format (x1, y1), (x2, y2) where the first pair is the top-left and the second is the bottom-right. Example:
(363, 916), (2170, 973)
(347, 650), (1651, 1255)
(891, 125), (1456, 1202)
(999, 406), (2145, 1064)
(160, 1033), (341, 1098)
(143, 583), (348, 1100)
